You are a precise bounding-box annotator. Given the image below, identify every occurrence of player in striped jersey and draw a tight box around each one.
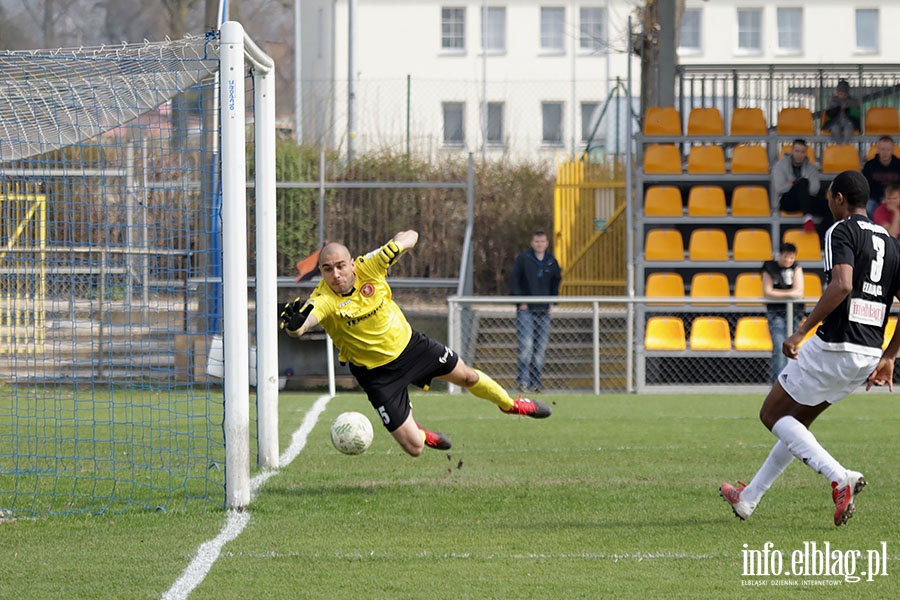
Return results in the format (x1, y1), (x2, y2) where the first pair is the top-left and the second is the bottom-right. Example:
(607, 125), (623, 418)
(279, 230), (551, 457)
(721, 170), (900, 526)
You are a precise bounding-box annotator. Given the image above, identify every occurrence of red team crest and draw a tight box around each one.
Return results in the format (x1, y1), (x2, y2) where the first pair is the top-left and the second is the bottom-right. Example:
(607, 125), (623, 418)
(360, 283), (375, 297)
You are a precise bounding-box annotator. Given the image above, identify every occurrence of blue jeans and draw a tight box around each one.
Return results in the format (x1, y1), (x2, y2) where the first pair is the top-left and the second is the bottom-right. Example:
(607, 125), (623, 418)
(767, 311), (802, 384)
(516, 309), (551, 390)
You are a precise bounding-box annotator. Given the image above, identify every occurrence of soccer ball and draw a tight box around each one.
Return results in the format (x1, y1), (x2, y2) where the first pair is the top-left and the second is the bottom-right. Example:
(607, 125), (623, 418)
(330, 411), (374, 455)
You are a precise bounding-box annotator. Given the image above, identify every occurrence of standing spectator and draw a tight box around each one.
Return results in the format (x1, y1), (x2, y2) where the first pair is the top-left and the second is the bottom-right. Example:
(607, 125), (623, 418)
(823, 79), (861, 143)
(872, 183), (900, 237)
(862, 136), (900, 218)
(773, 139), (822, 233)
(761, 243), (804, 384)
(509, 230), (562, 393)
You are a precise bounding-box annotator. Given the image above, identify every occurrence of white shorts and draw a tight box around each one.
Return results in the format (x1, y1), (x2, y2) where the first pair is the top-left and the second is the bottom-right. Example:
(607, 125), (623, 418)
(778, 335), (881, 406)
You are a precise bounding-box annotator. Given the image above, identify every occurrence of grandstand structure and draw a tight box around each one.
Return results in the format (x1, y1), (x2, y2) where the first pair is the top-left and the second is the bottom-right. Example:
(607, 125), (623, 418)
(632, 64), (900, 390)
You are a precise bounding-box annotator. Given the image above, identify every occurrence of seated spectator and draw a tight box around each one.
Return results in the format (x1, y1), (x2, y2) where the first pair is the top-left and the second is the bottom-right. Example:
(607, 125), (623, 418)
(862, 136), (900, 218)
(873, 183), (900, 237)
(772, 139), (823, 233)
(823, 79), (861, 143)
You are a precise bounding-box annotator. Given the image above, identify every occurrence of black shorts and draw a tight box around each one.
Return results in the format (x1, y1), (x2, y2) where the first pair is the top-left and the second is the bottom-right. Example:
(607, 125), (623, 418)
(349, 330), (459, 432)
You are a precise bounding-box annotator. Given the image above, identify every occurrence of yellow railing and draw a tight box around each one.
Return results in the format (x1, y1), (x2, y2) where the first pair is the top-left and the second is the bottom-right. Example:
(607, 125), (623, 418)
(554, 157), (628, 297)
(0, 184), (47, 354)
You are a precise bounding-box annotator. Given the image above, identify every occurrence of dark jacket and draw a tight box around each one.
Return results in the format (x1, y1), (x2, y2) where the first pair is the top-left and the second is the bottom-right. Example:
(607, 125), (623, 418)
(509, 249), (562, 311)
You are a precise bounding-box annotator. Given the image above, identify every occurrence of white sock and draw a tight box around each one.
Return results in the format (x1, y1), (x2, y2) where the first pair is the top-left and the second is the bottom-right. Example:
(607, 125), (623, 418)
(771, 416), (846, 484)
(742, 441), (793, 506)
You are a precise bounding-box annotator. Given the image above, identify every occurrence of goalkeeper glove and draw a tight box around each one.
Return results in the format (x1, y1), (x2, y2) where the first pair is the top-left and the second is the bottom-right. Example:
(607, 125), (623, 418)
(279, 298), (312, 335)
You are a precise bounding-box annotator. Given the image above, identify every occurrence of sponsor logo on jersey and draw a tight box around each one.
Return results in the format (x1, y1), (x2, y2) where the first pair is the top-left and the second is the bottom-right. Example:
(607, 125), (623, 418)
(848, 298), (885, 327)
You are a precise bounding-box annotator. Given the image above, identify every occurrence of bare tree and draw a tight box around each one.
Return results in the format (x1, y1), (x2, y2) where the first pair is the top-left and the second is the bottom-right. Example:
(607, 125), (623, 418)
(632, 0), (684, 116)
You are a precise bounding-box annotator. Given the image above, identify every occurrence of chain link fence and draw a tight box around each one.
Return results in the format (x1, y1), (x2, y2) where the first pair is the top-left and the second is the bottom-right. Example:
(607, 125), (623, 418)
(446, 296), (900, 394)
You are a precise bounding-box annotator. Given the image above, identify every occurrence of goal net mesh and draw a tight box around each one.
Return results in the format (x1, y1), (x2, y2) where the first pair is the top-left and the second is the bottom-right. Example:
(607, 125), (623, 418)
(0, 32), (245, 515)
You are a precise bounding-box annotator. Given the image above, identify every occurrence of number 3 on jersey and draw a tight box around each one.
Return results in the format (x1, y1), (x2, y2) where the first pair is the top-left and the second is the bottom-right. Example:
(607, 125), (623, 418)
(870, 236), (885, 282)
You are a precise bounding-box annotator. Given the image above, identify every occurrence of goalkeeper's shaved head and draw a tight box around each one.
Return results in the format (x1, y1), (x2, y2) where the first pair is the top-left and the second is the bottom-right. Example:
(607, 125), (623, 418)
(319, 242), (351, 267)
(318, 242), (355, 294)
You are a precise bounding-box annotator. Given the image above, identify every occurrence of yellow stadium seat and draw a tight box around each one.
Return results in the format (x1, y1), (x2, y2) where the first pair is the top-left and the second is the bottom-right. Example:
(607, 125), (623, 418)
(731, 186), (770, 217)
(688, 228), (729, 261)
(646, 272), (685, 305)
(690, 272), (730, 306)
(687, 144), (725, 174)
(732, 228), (773, 261)
(734, 272), (764, 306)
(687, 107), (725, 136)
(731, 144), (769, 174)
(803, 272), (823, 300)
(776, 107), (815, 135)
(734, 317), (773, 351)
(689, 316), (732, 351)
(644, 144), (682, 174)
(645, 316), (687, 351)
(645, 229), (684, 261)
(644, 186), (683, 217)
(643, 106), (682, 136)
(783, 229), (822, 261)
(821, 144), (861, 174)
(687, 186), (726, 217)
(864, 107), (900, 136)
(883, 316), (898, 350)
(730, 107), (767, 136)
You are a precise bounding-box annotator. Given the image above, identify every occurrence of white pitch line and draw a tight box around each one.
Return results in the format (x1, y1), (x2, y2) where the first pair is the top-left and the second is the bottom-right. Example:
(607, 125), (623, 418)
(161, 393), (333, 600)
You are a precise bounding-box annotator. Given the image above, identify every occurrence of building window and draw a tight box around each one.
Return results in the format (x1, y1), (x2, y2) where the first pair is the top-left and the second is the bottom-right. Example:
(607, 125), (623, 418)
(540, 7), (565, 52)
(737, 8), (762, 53)
(678, 8), (701, 54)
(443, 102), (465, 145)
(581, 102), (600, 143)
(776, 8), (802, 54)
(481, 6), (506, 53)
(856, 9), (878, 53)
(487, 102), (504, 145)
(542, 102), (564, 145)
(441, 7), (466, 51)
(579, 7), (606, 53)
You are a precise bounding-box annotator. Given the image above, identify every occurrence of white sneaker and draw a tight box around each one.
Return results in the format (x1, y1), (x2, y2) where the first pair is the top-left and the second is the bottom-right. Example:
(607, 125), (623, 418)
(832, 470), (866, 526)
(720, 480), (755, 520)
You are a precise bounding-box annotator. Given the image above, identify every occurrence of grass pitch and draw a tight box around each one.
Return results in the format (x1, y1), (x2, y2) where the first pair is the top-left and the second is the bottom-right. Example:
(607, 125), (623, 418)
(2, 391), (899, 599)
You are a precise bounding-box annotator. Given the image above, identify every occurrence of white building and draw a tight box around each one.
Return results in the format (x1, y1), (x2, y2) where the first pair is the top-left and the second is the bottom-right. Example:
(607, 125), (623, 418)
(296, 1), (900, 162)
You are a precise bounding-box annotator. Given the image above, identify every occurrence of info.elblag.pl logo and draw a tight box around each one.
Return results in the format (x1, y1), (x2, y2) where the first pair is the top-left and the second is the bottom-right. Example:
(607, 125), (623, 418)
(741, 541), (889, 585)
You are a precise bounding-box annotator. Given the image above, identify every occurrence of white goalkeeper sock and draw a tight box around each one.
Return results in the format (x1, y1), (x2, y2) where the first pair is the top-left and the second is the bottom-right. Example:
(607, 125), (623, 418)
(771, 416), (846, 484)
(741, 441), (794, 506)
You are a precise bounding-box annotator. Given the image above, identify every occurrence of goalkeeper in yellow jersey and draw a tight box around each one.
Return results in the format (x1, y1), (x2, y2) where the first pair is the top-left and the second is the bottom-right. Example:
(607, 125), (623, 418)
(280, 230), (552, 457)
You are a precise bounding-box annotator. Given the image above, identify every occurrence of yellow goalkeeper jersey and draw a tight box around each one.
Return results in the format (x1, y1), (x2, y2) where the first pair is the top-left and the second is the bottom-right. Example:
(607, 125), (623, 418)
(303, 242), (412, 369)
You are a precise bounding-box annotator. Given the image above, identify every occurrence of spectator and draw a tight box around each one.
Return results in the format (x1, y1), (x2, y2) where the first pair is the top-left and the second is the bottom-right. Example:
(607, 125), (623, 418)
(823, 79), (861, 143)
(772, 139), (822, 233)
(761, 243), (804, 385)
(509, 229), (562, 394)
(862, 136), (900, 218)
(872, 183), (900, 237)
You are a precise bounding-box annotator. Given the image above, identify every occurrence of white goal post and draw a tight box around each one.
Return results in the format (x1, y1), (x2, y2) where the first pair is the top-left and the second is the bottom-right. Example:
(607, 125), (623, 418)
(220, 21), (278, 508)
